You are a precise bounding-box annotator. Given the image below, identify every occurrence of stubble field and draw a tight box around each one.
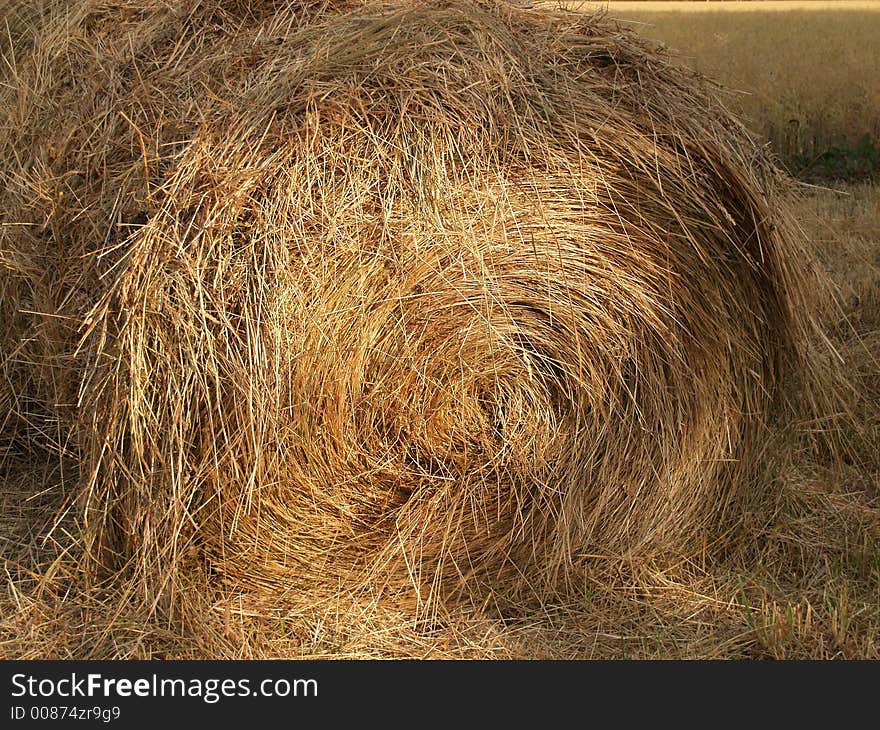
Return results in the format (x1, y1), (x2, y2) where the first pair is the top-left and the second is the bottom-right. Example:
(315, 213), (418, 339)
(562, 1), (880, 161)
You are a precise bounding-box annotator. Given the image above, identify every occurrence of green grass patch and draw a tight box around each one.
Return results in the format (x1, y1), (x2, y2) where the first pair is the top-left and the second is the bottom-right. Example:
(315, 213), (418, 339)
(783, 135), (880, 183)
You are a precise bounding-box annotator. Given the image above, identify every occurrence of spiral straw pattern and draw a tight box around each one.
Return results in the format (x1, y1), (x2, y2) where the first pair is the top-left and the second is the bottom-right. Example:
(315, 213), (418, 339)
(0, 0), (823, 609)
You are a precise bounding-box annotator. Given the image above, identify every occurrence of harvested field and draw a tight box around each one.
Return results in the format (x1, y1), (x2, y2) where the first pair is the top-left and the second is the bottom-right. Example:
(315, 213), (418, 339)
(558, 1), (880, 159)
(1, 0), (878, 659)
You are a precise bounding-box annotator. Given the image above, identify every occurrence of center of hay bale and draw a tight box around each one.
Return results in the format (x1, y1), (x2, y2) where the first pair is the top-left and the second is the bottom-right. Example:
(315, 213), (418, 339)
(0, 0), (826, 610)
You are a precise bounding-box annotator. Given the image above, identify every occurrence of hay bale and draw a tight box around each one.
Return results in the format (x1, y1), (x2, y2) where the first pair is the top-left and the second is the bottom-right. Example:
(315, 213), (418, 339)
(0, 0), (831, 609)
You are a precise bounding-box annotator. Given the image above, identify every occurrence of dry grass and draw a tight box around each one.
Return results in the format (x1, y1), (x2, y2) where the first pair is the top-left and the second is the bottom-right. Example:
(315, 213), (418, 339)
(556, 1), (880, 156)
(1, 0), (877, 659)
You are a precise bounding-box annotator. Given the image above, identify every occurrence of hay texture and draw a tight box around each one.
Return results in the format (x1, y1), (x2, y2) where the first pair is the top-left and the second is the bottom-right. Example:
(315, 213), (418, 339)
(1, 0), (826, 610)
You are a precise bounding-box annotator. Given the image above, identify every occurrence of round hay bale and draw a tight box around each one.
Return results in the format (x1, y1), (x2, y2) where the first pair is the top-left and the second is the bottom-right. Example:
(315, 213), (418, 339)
(0, 0), (830, 608)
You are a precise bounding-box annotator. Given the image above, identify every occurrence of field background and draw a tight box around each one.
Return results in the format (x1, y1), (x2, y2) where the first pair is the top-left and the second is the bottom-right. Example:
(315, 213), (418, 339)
(555, 1), (880, 174)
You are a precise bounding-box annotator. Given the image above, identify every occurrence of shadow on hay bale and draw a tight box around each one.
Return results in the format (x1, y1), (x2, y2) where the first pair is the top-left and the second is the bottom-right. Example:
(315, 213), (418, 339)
(0, 0), (839, 612)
